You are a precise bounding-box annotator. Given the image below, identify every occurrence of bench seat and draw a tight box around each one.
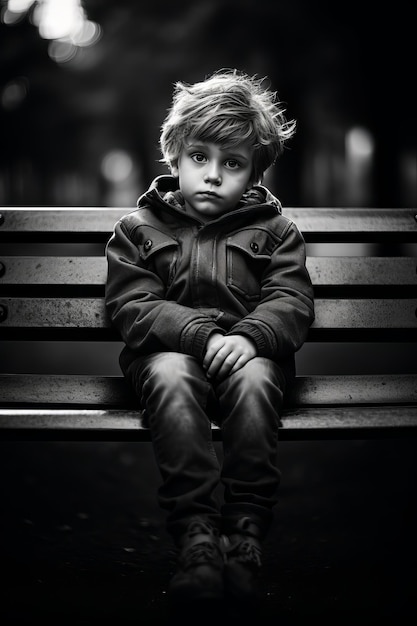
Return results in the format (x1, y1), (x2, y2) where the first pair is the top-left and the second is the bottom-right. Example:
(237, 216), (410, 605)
(1, 207), (416, 440)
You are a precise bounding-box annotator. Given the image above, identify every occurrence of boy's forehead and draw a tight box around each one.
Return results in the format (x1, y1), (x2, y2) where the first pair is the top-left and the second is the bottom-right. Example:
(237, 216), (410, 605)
(183, 138), (254, 159)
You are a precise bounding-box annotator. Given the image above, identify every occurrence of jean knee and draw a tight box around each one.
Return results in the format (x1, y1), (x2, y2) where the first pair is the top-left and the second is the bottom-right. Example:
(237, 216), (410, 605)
(145, 353), (192, 391)
(231, 357), (285, 392)
(138, 352), (210, 408)
(217, 358), (285, 428)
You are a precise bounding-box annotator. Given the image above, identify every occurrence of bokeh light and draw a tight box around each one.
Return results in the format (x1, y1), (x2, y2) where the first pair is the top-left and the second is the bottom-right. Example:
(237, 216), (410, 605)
(2, 0), (102, 63)
(101, 150), (134, 184)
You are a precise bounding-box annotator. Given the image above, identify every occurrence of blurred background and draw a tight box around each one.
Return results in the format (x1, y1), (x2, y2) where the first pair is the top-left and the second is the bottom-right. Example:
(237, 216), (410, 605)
(1, 0), (416, 209)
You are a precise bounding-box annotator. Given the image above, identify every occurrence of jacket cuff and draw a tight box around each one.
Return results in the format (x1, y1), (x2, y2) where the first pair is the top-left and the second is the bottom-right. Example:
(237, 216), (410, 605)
(227, 321), (277, 358)
(180, 322), (224, 361)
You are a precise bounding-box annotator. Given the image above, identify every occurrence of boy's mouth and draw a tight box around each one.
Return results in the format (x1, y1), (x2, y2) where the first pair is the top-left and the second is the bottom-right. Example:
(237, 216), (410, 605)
(197, 191), (221, 199)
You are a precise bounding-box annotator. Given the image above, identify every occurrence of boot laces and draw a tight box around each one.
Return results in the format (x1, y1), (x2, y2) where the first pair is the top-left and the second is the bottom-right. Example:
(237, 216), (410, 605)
(179, 519), (221, 569)
(181, 541), (221, 569)
(224, 537), (262, 569)
(185, 519), (216, 538)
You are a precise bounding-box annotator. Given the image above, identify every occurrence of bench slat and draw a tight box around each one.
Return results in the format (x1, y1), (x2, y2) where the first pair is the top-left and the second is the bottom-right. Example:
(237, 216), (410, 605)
(0, 297), (416, 331)
(285, 208), (417, 235)
(307, 257), (417, 286)
(0, 208), (124, 233)
(0, 406), (415, 441)
(0, 257), (105, 285)
(1, 256), (416, 287)
(1, 374), (416, 406)
(1, 208), (416, 237)
(313, 298), (417, 329)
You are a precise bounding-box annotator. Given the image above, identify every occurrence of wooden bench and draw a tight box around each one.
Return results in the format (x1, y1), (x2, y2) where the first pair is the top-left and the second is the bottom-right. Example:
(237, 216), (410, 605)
(0, 207), (416, 441)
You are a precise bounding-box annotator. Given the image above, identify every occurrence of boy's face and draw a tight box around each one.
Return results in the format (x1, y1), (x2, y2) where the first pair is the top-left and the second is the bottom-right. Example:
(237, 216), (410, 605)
(171, 140), (254, 222)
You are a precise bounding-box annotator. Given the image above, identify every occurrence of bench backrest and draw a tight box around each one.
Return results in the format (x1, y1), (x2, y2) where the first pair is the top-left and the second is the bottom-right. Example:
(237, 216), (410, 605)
(1, 207), (416, 439)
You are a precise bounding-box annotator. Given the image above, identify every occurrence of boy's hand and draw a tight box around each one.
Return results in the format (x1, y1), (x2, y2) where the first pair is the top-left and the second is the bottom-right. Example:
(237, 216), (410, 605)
(203, 333), (257, 380)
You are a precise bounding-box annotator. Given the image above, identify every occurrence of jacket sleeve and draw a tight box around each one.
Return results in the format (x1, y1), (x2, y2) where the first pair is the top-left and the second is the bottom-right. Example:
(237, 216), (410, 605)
(227, 220), (315, 359)
(105, 219), (222, 361)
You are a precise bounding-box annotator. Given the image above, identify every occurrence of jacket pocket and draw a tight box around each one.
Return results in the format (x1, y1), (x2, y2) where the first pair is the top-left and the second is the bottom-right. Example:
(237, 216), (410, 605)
(136, 226), (179, 287)
(226, 229), (275, 302)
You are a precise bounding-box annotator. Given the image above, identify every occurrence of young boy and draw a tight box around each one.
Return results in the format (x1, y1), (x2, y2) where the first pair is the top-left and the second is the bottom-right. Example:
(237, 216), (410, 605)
(105, 69), (315, 610)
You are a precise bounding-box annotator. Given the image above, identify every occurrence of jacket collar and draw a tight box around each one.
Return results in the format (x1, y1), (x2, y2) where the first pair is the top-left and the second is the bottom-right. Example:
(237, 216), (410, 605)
(137, 175), (282, 216)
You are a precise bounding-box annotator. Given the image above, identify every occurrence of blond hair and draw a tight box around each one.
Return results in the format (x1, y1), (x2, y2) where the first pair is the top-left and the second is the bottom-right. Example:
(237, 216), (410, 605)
(160, 69), (296, 184)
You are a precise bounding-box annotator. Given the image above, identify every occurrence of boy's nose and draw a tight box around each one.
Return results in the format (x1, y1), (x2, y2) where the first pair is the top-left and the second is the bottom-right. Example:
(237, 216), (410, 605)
(204, 165), (222, 186)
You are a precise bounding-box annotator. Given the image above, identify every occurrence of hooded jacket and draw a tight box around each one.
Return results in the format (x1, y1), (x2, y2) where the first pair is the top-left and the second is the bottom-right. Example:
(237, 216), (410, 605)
(105, 175), (315, 379)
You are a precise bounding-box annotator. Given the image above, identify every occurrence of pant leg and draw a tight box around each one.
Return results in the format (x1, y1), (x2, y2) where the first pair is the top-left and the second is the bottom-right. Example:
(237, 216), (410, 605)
(215, 357), (286, 539)
(124, 352), (221, 544)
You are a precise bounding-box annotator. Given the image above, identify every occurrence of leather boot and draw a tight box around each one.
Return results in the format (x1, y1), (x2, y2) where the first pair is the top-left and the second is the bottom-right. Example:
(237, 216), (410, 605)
(222, 516), (263, 612)
(168, 517), (224, 606)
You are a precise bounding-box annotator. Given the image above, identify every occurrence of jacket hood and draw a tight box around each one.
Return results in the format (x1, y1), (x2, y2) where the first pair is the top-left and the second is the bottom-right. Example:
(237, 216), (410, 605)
(137, 175), (282, 215)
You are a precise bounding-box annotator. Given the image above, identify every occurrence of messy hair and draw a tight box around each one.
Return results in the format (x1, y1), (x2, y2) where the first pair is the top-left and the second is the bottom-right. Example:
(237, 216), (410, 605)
(159, 69), (296, 184)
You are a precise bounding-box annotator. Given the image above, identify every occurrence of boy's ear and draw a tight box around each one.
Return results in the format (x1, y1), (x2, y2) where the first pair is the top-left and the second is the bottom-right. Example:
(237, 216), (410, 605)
(170, 161), (179, 177)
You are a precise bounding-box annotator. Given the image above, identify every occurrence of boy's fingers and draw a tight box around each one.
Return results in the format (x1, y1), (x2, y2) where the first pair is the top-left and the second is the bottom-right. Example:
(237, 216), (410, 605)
(206, 350), (228, 378)
(207, 350), (240, 379)
(228, 354), (251, 376)
(206, 356), (224, 378)
(203, 345), (222, 370)
(203, 334), (226, 370)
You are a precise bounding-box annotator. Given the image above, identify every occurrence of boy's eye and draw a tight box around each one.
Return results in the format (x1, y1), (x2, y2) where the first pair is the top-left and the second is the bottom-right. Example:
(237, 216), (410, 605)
(191, 153), (207, 163)
(225, 159), (240, 169)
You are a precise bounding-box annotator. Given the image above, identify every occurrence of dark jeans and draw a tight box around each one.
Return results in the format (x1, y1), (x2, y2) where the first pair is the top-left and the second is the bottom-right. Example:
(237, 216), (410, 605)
(124, 352), (286, 545)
